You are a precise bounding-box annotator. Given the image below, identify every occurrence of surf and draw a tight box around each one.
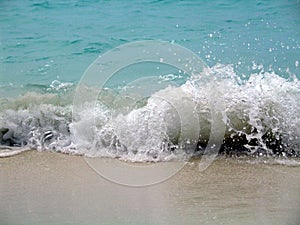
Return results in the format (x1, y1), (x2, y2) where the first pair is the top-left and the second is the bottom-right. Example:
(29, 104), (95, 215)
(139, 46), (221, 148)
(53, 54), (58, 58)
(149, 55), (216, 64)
(0, 65), (299, 161)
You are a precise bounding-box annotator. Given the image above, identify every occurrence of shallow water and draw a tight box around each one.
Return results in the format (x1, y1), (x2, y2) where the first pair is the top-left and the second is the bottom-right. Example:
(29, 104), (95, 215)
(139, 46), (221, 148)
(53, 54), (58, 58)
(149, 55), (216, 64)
(1, 0), (299, 87)
(1, 151), (299, 225)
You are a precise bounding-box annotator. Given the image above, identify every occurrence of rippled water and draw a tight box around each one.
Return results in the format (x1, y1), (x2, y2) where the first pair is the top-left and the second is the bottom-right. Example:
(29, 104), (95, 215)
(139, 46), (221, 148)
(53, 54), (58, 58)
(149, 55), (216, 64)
(1, 0), (299, 87)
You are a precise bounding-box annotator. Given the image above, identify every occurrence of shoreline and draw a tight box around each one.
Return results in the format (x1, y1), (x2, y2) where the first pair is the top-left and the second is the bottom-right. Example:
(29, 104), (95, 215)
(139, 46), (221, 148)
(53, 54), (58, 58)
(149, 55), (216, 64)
(1, 146), (300, 166)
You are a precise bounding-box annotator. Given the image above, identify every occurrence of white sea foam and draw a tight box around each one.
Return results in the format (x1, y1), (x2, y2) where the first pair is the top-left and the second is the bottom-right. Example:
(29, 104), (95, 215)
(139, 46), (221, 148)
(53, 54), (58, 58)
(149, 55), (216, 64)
(0, 146), (31, 158)
(0, 65), (299, 162)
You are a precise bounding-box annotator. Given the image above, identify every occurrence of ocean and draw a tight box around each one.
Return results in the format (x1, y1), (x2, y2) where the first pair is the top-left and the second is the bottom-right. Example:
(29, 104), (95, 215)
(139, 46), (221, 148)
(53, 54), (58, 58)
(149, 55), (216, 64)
(1, 0), (300, 224)
(1, 0), (299, 160)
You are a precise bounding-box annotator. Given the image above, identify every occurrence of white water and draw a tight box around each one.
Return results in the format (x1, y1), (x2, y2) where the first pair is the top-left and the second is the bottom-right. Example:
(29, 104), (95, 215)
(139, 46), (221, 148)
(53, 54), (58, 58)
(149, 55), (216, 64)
(1, 65), (299, 161)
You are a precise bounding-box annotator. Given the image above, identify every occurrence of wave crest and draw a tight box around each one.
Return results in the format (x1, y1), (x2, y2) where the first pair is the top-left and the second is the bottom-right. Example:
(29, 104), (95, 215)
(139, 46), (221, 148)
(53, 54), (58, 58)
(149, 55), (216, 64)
(0, 65), (299, 161)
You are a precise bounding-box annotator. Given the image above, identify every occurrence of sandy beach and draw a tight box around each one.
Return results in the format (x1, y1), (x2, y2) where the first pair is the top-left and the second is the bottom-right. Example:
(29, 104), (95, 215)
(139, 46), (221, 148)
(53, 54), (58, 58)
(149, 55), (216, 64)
(1, 151), (299, 225)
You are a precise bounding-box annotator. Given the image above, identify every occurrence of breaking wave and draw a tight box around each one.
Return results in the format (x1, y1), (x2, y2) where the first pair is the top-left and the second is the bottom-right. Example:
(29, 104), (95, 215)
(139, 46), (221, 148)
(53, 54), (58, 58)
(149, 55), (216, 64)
(0, 65), (299, 161)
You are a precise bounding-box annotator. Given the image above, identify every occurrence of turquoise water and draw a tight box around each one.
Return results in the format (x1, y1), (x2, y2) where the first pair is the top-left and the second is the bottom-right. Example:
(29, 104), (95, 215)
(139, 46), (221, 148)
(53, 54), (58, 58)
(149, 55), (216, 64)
(1, 0), (299, 87)
(0, 0), (300, 159)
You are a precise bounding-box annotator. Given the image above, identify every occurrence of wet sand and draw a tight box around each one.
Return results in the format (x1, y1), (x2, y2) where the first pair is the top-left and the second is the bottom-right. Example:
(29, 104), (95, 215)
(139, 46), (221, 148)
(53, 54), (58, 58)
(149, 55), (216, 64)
(1, 151), (299, 225)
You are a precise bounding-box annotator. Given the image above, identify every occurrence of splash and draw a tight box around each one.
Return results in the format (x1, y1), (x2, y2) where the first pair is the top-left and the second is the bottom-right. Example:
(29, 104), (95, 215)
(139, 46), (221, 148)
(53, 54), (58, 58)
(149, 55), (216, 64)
(0, 65), (299, 161)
